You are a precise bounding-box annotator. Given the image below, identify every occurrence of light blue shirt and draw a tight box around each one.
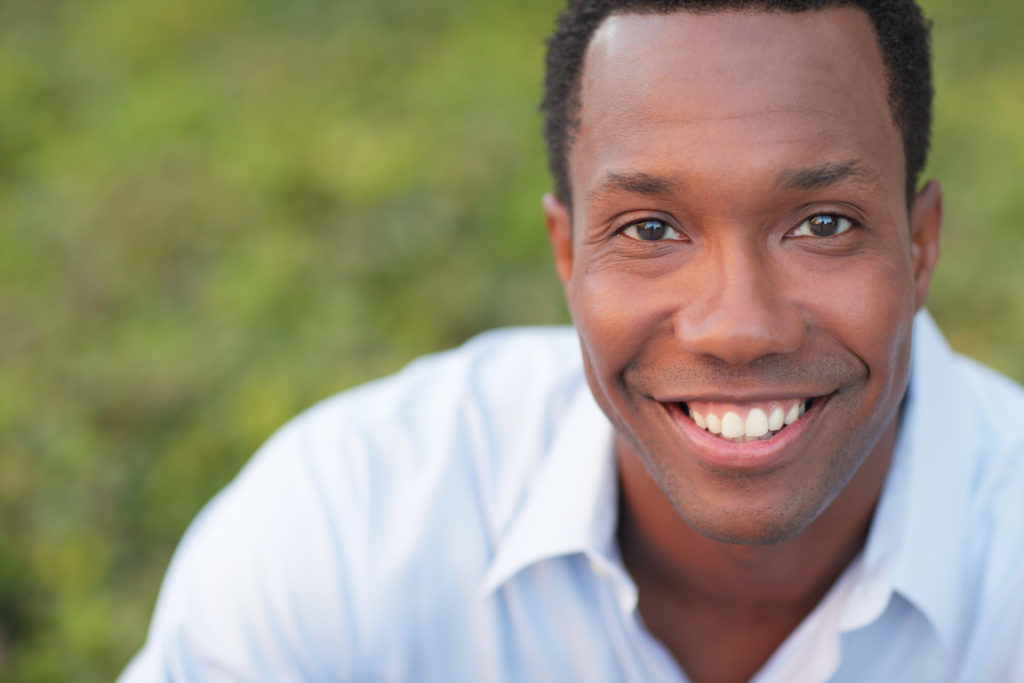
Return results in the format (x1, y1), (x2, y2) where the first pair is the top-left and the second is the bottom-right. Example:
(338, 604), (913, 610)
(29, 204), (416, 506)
(122, 312), (1024, 681)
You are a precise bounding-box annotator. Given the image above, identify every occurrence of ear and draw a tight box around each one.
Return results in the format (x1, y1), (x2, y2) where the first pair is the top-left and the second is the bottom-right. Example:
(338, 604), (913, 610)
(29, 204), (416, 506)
(909, 180), (942, 313)
(543, 193), (574, 289)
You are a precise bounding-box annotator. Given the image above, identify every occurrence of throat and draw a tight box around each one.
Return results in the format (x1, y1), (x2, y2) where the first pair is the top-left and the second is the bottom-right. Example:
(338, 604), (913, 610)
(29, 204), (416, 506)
(616, 489), (847, 683)
(631, 576), (816, 683)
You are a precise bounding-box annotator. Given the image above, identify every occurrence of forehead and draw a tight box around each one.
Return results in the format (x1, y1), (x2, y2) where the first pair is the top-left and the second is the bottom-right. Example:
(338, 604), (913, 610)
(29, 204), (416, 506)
(572, 7), (903, 206)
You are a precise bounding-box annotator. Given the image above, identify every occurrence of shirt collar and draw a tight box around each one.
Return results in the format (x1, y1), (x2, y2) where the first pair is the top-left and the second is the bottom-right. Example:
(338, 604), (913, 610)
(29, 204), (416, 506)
(478, 375), (617, 596)
(479, 312), (975, 654)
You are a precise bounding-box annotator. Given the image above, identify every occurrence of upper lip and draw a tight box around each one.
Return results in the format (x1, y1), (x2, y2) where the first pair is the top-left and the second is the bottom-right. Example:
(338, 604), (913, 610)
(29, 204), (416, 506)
(654, 390), (832, 404)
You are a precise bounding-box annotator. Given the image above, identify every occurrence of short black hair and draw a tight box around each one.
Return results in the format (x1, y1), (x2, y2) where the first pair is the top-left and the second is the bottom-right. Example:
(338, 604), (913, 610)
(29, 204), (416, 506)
(542, 0), (932, 207)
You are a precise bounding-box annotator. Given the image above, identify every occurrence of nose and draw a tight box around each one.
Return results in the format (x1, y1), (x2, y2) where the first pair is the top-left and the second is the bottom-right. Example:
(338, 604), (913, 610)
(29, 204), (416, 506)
(673, 243), (805, 365)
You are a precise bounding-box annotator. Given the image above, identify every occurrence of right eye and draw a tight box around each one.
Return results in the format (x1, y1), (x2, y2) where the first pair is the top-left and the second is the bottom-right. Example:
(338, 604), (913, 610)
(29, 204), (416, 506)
(620, 218), (685, 242)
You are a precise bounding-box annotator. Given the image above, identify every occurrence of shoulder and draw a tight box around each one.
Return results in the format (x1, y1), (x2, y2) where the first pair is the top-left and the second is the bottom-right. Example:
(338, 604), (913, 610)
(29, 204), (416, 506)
(122, 326), (587, 680)
(937, 347), (1024, 674)
(946, 351), (1024, 498)
(937, 342), (1024, 534)
(299, 325), (586, 457)
(275, 325), (587, 526)
(951, 352), (1024, 443)
(913, 313), (1024, 464)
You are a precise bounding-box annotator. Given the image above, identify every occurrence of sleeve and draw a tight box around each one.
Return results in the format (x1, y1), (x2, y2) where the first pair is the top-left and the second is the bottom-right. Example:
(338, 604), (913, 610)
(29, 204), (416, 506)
(118, 411), (373, 682)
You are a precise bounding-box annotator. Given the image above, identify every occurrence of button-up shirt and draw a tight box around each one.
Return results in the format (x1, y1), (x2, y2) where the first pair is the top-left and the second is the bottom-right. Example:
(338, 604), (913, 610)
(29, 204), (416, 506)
(122, 312), (1024, 681)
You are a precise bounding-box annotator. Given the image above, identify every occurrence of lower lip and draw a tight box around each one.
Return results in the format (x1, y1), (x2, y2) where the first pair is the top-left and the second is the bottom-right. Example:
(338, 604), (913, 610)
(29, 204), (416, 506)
(663, 395), (832, 471)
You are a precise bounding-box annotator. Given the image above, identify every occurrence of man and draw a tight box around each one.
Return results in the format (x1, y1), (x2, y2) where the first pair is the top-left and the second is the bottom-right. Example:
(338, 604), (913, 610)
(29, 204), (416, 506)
(123, 1), (1024, 681)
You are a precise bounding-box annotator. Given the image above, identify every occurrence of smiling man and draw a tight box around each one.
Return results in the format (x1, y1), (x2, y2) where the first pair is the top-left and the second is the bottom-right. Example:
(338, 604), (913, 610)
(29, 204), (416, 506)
(124, 1), (1024, 681)
(541, 3), (944, 678)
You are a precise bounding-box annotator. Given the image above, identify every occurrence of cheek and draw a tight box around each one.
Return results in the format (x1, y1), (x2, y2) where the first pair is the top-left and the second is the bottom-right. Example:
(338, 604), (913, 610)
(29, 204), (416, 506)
(800, 250), (916, 399)
(569, 260), (676, 409)
(570, 263), (661, 362)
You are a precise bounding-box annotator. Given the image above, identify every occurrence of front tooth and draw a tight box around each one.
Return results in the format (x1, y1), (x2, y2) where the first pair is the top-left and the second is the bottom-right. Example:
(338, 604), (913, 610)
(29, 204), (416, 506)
(721, 412), (744, 439)
(768, 406), (785, 431)
(799, 400), (807, 417)
(691, 410), (707, 429)
(784, 402), (801, 425)
(705, 412), (721, 434)
(745, 408), (769, 437)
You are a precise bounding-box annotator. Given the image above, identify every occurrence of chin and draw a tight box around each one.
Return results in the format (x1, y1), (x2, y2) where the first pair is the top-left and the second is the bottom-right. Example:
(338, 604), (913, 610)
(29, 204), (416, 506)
(655, 458), (845, 546)
(679, 503), (817, 546)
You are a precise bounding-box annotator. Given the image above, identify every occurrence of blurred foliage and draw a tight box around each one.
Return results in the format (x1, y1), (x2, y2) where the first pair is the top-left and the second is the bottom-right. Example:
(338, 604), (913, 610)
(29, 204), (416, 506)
(0, 0), (1020, 679)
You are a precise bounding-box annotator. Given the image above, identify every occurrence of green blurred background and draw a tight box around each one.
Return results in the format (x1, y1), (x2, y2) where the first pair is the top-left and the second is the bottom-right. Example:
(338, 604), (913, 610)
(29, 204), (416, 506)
(0, 0), (1020, 679)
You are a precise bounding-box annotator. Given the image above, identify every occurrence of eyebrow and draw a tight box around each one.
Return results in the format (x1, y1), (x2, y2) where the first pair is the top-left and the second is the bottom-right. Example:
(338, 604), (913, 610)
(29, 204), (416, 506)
(775, 160), (882, 192)
(588, 160), (883, 203)
(587, 171), (680, 201)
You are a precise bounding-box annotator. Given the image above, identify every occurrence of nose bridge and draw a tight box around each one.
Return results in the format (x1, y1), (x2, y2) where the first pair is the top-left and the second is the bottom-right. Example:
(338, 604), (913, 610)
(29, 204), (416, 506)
(674, 233), (804, 364)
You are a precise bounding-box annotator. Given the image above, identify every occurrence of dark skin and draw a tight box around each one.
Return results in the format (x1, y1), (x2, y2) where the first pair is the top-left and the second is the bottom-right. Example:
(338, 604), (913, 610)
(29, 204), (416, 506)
(543, 8), (941, 682)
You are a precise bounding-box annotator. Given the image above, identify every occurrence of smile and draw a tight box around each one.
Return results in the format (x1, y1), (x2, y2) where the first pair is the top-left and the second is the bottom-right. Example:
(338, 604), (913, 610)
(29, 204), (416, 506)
(658, 393), (835, 469)
(685, 398), (810, 443)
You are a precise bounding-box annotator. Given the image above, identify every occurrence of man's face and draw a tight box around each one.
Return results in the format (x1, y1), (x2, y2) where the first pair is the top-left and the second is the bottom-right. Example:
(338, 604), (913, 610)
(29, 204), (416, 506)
(545, 8), (941, 544)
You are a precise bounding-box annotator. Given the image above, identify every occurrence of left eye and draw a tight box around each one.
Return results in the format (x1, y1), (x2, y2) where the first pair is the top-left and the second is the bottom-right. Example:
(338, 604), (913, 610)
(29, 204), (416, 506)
(789, 214), (853, 238)
(621, 218), (685, 242)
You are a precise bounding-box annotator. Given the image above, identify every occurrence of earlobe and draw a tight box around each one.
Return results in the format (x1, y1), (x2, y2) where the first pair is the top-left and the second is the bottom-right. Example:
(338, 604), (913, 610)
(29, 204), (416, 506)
(543, 193), (574, 289)
(909, 180), (943, 313)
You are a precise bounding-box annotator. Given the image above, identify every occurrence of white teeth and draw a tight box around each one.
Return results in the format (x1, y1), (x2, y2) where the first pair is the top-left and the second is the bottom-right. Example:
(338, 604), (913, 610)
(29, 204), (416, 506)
(745, 408), (769, 438)
(721, 412), (744, 439)
(687, 398), (812, 442)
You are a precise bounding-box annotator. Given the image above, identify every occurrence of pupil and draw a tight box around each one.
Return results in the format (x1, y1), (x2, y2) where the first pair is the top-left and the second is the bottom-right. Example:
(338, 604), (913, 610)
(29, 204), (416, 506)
(638, 220), (666, 240)
(811, 215), (837, 236)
